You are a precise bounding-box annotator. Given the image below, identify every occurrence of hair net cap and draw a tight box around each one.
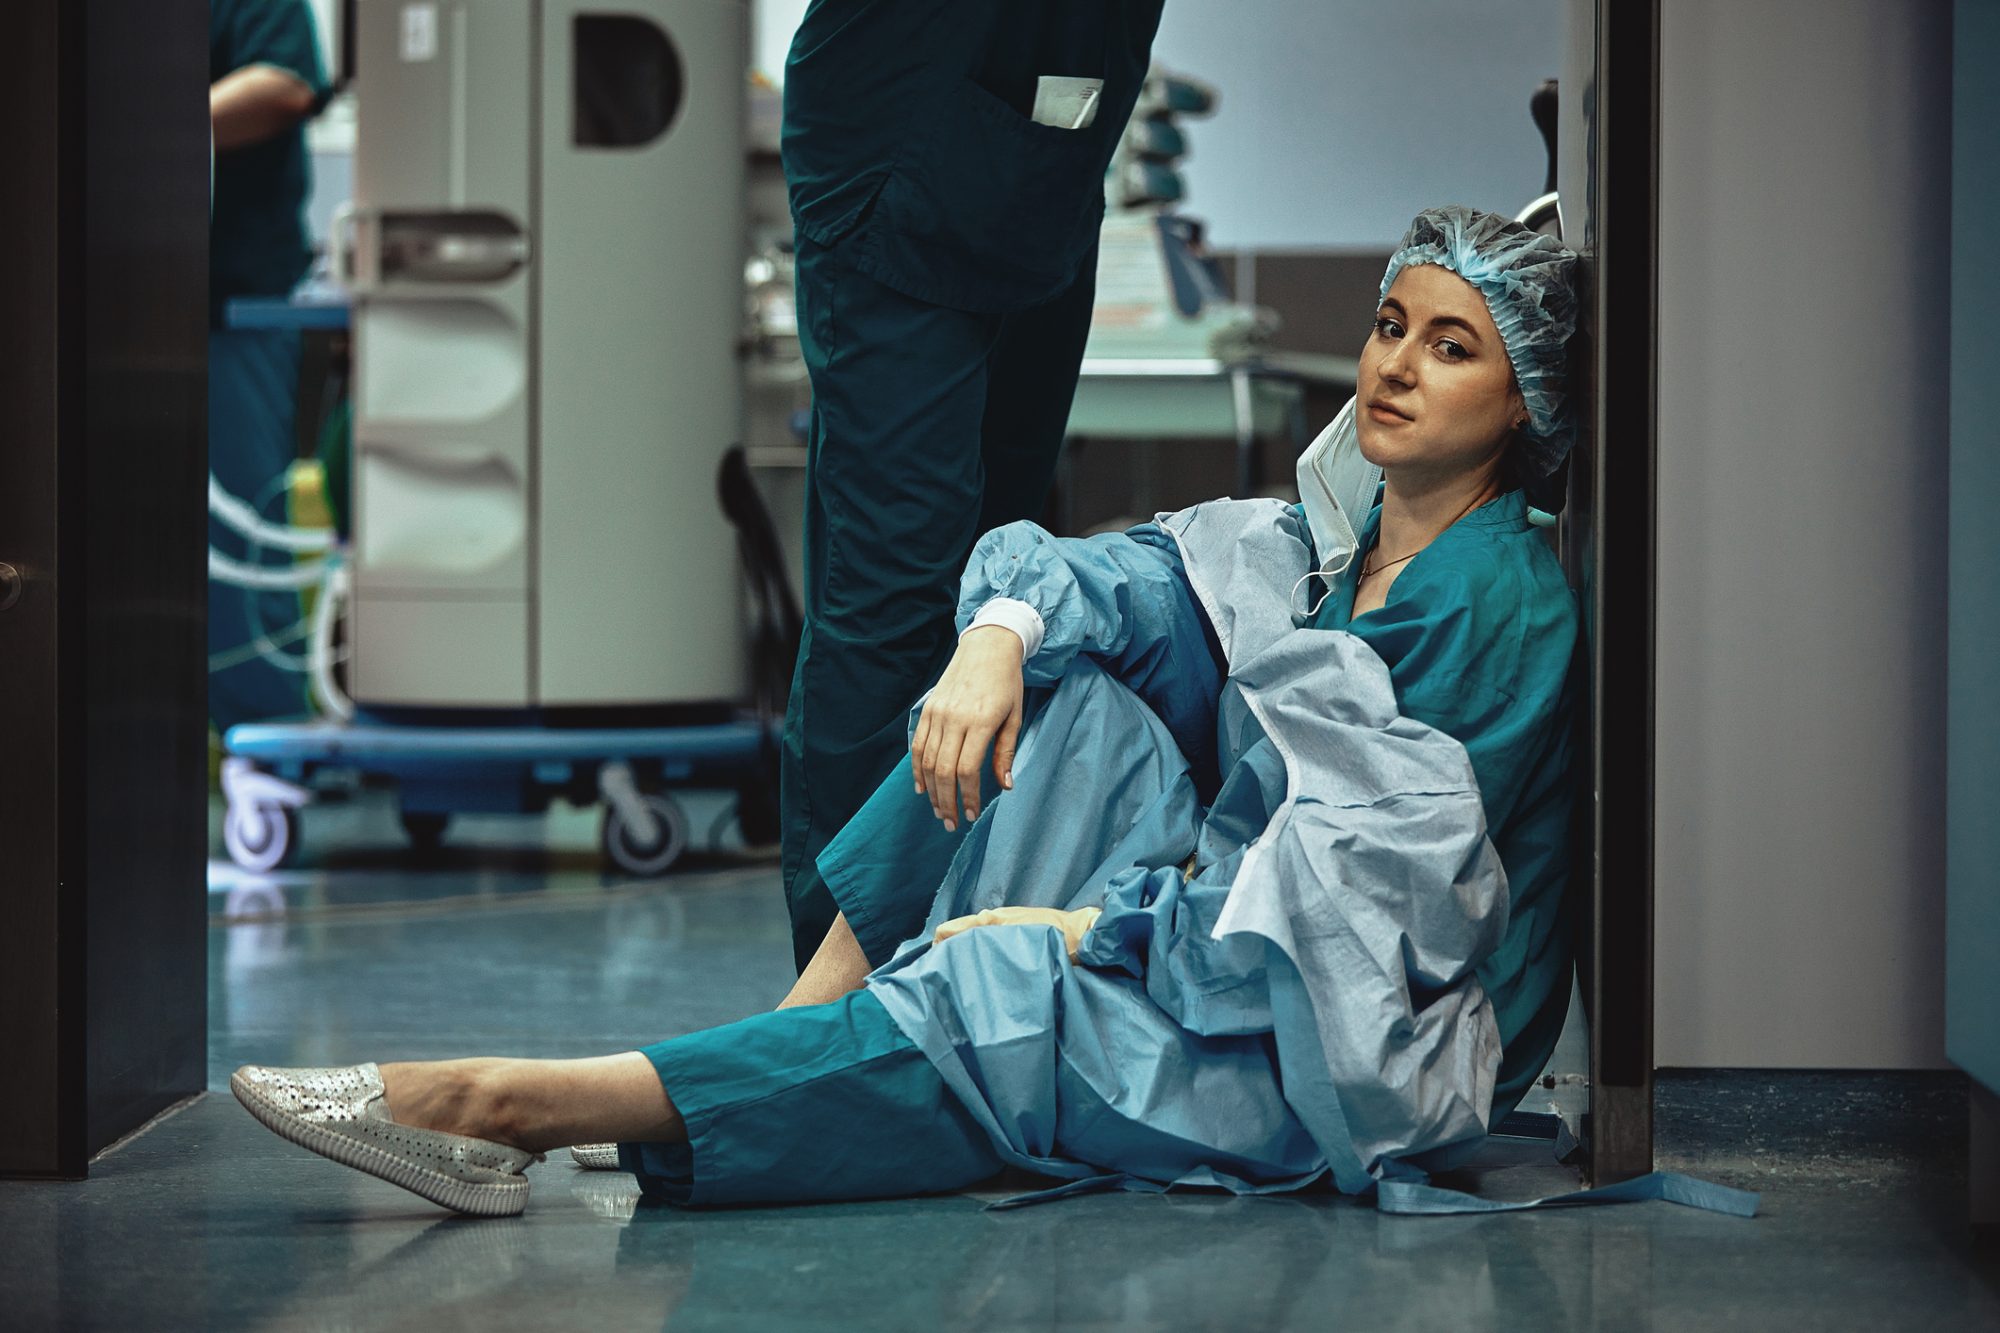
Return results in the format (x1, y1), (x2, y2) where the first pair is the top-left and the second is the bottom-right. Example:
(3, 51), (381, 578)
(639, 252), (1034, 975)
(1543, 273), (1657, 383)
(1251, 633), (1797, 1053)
(1379, 206), (1581, 476)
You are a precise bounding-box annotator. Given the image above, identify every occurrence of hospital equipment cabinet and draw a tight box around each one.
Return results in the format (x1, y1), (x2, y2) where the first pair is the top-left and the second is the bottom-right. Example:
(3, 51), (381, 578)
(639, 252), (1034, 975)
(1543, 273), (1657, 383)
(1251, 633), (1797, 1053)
(334, 0), (748, 712)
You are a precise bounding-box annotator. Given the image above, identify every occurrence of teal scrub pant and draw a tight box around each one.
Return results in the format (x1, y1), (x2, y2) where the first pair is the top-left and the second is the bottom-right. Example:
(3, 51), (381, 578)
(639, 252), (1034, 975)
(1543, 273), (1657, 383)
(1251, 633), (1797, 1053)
(622, 989), (1004, 1206)
(626, 749), (1001, 1205)
(209, 328), (309, 734)
(779, 238), (1098, 972)
(818, 714), (1037, 967)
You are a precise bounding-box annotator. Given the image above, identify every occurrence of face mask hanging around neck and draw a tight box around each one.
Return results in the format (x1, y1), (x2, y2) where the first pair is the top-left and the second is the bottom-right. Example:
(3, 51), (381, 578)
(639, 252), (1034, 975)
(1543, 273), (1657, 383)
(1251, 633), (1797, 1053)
(1291, 396), (1382, 618)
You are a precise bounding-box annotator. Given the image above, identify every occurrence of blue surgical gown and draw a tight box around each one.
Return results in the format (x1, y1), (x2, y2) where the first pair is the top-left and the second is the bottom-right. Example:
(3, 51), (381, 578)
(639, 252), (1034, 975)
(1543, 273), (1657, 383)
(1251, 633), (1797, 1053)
(628, 494), (1573, 1205)
(829, 490), (1578, 1120)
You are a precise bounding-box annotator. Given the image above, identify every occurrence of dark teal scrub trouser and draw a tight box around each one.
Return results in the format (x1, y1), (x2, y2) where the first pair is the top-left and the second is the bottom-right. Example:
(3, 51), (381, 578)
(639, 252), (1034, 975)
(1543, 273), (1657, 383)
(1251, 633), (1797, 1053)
(779, 237), (1097, 971)
(623, 989), (1005, 1206)
(626, 746), (1012, 1204)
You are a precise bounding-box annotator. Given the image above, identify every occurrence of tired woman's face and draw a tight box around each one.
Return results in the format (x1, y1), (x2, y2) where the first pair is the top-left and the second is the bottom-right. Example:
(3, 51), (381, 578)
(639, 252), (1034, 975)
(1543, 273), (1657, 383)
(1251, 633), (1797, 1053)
(1355, 263), (1526, 483)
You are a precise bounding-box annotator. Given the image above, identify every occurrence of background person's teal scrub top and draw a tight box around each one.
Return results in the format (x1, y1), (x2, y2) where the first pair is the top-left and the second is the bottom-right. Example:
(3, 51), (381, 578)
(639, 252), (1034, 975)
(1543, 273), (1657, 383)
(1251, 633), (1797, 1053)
(1312, 490), (1581, 1115)
(208, 0), (329, 733)
(210, 0), (327, 322)
(777, 0), (1167, 971)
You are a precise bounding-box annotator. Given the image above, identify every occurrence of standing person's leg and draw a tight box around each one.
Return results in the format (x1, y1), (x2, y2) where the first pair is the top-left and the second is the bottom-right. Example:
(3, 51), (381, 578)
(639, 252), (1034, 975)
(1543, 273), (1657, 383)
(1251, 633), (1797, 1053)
(977, 245), (1099, 534)
(208, 328), (310, 733)
(779, 242), (1004, 971)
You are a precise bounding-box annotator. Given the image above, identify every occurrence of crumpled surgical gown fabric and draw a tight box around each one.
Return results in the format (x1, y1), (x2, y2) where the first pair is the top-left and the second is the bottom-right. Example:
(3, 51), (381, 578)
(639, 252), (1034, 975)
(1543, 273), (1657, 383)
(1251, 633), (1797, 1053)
(865, 498), (1514, 1195)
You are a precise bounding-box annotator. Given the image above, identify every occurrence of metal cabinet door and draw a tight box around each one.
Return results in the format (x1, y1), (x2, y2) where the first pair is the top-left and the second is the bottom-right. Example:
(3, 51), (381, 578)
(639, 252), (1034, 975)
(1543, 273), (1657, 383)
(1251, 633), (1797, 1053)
(347, 0), (538, 705)
(534, 0), (747, 706)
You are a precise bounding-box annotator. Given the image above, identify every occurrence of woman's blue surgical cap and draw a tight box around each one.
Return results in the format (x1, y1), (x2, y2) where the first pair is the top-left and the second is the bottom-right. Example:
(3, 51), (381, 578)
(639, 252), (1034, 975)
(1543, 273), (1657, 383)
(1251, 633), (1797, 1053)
(1379, 206), (1581, 476)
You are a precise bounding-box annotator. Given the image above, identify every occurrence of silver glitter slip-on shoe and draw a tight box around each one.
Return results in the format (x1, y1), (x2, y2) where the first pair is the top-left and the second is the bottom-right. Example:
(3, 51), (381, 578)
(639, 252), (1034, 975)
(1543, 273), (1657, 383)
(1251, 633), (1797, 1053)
(569, 1143), (621, 1170)
(231, 1063), (539, 1217)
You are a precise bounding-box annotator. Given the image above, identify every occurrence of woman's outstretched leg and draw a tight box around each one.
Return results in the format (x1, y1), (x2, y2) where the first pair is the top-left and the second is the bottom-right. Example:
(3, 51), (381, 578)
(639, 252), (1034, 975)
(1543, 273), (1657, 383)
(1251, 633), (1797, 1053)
(378, 1052), (684, 1154)
(234, 991), (1007, 1215)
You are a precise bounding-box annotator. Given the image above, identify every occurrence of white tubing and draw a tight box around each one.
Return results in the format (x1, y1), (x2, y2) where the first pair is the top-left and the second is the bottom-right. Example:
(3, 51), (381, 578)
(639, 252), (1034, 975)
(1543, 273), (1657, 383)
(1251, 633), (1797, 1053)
(209, 617), (313, 674)
(310, 561), (355, 722)
(209, 547), (330, 590)
(209, 473), (337, 553)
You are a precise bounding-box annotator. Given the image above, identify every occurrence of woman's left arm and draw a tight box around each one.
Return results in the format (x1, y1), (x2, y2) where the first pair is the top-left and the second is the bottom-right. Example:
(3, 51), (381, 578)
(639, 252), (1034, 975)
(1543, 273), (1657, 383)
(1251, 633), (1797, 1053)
(927, 858), (1270, 1037)
(933, 905), (1101, 958)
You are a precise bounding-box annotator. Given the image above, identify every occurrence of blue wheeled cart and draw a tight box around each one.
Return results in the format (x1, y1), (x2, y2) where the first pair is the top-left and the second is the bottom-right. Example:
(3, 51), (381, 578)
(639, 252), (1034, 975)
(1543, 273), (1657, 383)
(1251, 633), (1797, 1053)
(220, 715), (780, 876)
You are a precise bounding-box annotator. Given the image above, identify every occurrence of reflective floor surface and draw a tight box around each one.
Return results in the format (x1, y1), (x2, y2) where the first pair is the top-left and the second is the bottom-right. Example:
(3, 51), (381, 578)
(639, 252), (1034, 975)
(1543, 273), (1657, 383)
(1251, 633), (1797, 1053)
(2, 792), (1996, 1330)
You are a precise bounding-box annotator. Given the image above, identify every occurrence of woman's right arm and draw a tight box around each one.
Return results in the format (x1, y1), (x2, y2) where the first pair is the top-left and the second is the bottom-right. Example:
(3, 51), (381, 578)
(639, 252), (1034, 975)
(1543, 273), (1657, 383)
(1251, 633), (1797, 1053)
(956, 520), (1222, 697)
(912, 520), (1224, 828)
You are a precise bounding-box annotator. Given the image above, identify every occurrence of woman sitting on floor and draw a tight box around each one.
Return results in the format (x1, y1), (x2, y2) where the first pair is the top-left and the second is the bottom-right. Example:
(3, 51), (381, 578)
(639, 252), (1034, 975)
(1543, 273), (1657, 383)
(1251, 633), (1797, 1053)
(233, 206), (1583, 1217)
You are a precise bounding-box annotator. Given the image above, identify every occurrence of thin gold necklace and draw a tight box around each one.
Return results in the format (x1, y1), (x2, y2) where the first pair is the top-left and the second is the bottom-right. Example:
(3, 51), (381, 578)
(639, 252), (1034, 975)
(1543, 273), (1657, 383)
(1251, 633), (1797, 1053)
(1360, 487), (1496, 580)
(1358, 549), (1419, 579)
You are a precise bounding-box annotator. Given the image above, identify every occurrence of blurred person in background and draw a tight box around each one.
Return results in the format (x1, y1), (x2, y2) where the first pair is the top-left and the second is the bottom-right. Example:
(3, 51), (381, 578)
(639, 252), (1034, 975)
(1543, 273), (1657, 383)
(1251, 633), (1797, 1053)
(208, 0), (329, 734)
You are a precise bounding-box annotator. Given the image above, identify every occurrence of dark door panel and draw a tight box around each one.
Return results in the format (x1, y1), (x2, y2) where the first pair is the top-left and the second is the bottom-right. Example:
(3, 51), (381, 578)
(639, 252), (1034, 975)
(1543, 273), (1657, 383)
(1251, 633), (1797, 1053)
(0, 0), (77, 1179)
(0, 0), (209, 1178)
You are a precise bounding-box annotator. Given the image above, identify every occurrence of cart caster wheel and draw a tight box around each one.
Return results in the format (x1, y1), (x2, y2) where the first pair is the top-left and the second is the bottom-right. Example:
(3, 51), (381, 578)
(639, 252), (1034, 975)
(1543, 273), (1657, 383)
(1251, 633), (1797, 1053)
(602, 793), (689, 877)
(401, 811), (449, 853)
(225, 801), (300, 874)
(735, 784), (780, 847)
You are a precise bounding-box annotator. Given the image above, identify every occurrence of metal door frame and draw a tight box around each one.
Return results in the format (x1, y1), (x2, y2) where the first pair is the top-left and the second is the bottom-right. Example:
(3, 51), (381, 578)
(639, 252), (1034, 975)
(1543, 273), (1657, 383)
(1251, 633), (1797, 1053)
(1563, 0), (1661, 1185)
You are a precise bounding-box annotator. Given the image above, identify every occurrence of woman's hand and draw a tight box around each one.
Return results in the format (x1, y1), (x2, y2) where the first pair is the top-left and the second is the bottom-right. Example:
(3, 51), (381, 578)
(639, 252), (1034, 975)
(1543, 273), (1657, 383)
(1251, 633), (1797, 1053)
(912, 626), (1026, 831)
(932, 906), (1102, 962)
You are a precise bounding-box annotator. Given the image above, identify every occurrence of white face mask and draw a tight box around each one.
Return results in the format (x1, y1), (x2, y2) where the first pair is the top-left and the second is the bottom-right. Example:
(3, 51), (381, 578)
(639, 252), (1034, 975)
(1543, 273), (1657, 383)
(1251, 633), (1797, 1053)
(1291, 396), (1383, 618)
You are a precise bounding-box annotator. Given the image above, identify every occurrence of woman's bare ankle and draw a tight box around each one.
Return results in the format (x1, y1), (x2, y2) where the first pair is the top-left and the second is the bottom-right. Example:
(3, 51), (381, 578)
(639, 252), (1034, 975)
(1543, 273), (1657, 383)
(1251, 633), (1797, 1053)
(379, 1059), (512, 1142)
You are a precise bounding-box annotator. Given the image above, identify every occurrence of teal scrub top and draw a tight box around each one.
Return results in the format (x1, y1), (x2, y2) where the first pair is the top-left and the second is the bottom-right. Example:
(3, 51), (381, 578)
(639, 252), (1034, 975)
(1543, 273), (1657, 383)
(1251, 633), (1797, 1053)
(1311, 490), (1581, 1115)
(781, 0), (1164, 312)
(210, 0), (329, 325)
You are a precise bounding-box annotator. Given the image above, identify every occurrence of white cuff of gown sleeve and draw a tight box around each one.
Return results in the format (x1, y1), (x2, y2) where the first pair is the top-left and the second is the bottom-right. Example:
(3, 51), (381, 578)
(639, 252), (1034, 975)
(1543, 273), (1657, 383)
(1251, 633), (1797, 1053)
(965, 598), (1046, 661)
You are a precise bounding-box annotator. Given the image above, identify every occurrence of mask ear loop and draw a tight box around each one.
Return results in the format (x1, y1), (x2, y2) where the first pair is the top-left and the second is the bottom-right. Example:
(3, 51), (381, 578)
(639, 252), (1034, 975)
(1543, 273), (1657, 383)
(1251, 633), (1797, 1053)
(1290, 570), (1322, 619)
(1291, 541), (1358, 620)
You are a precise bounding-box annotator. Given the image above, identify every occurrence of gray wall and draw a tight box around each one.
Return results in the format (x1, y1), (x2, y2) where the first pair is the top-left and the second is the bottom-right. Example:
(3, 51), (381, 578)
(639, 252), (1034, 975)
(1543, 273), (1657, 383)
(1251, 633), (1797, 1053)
(1655, 0), (1953, 1068)
(1151, 0), (1564, 249)
(751, 0), (1564, 251)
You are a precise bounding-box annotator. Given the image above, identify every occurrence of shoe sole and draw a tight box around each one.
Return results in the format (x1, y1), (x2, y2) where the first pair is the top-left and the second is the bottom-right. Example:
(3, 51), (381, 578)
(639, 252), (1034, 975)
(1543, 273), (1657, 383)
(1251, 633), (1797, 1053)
(569, 1144), (621, 1170)
(231, 1071), (529, 1217)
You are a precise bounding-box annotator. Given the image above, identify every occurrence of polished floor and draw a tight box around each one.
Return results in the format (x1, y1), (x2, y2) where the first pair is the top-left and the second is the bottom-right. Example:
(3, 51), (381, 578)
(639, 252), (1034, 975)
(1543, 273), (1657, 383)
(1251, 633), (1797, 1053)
(3, 791), (1996, 1330)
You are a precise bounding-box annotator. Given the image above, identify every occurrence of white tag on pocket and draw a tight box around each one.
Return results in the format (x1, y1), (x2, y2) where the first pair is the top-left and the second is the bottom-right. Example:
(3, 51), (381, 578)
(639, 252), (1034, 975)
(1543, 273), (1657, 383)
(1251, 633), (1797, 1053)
(1031, 76), (1105, 130)
(400, 3), (439, 62)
